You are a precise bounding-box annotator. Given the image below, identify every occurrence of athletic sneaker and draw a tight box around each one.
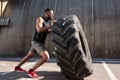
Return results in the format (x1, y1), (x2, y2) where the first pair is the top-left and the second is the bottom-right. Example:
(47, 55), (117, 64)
(14, 66), (26, 72)
(27, 69), (39, 78)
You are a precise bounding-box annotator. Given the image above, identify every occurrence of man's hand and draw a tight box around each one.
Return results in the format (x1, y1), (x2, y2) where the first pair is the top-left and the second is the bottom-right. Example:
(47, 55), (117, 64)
(48, 25), (53, 32)
(50, 20), (57, 26)
(48, 20), (56, 33)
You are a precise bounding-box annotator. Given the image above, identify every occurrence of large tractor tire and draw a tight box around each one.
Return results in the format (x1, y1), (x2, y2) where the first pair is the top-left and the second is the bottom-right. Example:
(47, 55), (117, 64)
(45, 33), (54, 56)
(51, 15), (93, 79)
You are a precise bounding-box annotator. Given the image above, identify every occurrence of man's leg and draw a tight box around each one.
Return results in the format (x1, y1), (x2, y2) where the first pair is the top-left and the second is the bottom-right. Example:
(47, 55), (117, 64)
(31, 50), (49, 70)
(27, 50), (49, 78)
(14, 51), (35, 72)
(17, 51), (35, 67)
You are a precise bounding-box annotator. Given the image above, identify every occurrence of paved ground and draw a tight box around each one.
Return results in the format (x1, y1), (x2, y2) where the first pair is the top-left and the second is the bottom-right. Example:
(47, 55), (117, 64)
(0, 58), (120, 80)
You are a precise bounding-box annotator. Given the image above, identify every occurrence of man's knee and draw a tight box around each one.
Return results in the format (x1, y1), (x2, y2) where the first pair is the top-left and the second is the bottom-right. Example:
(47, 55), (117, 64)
(40, 51), (50, 61)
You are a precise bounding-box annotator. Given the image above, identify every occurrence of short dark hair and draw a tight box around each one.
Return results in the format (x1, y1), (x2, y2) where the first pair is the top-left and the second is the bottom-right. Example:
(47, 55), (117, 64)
(45, 8), (53, 12)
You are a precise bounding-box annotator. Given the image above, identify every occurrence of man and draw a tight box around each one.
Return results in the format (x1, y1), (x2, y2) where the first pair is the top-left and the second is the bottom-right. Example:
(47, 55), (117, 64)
(14, 8), (54, 78)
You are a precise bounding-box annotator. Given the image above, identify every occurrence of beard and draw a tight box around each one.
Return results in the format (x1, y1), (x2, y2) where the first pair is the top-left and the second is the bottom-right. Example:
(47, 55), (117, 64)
(47, 16), (52, 20)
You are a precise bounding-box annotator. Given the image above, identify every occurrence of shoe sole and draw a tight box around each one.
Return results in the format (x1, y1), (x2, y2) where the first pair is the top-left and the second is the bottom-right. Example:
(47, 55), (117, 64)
(15, 70), (26, 72)
(27, 74), (34, 78)
(27, 74), (44, 79)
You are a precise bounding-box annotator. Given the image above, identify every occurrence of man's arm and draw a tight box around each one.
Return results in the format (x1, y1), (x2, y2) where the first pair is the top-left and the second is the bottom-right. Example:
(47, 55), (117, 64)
(48, 20), (57, 32)
(36, 17), (51, 32)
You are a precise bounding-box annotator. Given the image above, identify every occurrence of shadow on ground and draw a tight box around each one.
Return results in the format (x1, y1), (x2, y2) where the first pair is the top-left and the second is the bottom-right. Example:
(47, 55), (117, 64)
(0, 71), (69, 80)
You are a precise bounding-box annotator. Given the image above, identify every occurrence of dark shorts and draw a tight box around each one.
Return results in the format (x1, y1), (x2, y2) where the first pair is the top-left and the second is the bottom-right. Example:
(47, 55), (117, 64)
(30, 41), (45, 54)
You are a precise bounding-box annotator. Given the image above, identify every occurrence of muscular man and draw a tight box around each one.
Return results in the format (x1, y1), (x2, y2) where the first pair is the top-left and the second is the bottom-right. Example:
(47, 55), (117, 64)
(14, 8), (54, 78)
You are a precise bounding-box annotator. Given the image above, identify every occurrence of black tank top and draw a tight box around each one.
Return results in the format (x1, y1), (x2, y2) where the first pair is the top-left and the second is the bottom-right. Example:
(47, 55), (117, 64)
(33, 17), (49, 43)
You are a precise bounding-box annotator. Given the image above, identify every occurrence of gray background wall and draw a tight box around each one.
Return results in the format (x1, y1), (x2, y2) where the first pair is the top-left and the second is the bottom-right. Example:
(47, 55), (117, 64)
(0, 0), (120, 58)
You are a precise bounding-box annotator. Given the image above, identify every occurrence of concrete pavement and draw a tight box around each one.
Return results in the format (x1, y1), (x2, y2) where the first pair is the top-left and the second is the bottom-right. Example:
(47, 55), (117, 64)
(0, 58), (120, 80)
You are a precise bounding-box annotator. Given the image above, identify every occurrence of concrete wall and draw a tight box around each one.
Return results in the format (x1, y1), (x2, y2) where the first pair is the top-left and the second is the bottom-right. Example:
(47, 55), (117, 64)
(0, 0), (120, 58)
